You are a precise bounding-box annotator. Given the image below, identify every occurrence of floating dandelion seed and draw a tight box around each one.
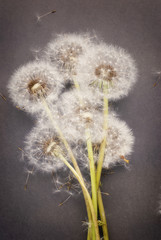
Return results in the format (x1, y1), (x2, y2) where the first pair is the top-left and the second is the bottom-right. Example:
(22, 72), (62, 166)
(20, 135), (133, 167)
(0, 93), (7, 101)
(30, 48), (42, 61)
(36, 10), (56, 22)
(16, 106), (25, 111)
(100, 192), (109, 196)
(24, 166), (34, 190)
(58, 195), (71, 207)
(18, 147), (24, 153)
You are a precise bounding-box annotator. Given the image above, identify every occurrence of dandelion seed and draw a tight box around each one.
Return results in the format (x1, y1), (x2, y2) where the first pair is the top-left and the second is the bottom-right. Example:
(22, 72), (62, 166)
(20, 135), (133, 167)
(18, 147), (24, 153)
(24, 166), (34, 190)
(100, 192), (109, 196)
(0, 93), (7, 101)
(16, 106), (24, 111)
(36, 10), (56, 22)
(58, 195), (71, 207)
(82, 220), (91, 231)
(30, 48), (42, 61)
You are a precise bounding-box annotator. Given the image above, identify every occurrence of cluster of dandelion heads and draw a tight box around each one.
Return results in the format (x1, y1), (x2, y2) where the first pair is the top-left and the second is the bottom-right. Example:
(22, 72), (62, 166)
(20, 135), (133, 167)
(76, 43), (138, 100)
(7, 61), (63, 115)
(43, 33), (97, 81)
(8, 32), (137, 195)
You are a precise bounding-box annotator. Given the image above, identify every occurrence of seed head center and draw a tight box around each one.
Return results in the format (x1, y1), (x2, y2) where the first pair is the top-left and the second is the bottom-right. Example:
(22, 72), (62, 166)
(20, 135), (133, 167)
(43, 138), (62, 156)
(28, 79), (47, 96)
(95, 64), (117, 82)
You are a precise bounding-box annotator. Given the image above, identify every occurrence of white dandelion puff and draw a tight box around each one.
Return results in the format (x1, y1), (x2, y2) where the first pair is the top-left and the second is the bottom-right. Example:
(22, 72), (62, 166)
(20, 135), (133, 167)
(76, 43), (138, 100)
(7, 61), (63, 115)
(77, 113), (134, 169)
(56, 89), (104, 143)
(24, 121), (73, 173)
(43, 33), (96, 81)
(102, 114), (134, 169)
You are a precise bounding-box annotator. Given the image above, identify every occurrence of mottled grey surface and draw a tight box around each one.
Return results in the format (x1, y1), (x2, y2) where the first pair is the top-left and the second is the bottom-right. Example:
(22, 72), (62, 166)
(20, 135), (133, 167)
(0, 0), (161, 239)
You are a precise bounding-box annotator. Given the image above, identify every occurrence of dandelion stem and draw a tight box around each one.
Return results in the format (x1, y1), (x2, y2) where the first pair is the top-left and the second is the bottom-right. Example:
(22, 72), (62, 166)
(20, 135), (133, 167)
(40, 96), (93, 237)
(98, 189), (109, 240)
(96, 82), (109, 240)
(85, 127), (97, 240)
(56, 153), (100, 240)
(96, 82), (108, 188)
(73, 76), (97, 240)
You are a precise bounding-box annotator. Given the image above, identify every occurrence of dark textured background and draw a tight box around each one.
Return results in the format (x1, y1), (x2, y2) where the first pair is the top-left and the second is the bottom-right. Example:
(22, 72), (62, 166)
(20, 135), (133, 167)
(0, 0), (161, 239)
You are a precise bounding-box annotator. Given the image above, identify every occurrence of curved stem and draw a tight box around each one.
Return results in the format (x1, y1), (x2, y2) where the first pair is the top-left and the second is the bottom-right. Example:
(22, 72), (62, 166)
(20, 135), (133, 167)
(96, 83), (108, 189)
(40, 96), (93, 235)
(73, 76), (97, 240)
(98, 189), (109, 240)
(57, 153), (100, 240)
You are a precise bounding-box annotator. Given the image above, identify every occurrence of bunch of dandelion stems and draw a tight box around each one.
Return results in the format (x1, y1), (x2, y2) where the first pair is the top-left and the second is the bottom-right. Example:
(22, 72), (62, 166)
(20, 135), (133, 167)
(40, 77), (109, 240)
(73, 77), (109, 240)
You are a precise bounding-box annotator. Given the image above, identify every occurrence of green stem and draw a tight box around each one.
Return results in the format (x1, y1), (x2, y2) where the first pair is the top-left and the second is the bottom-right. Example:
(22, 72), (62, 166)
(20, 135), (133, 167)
(98, 189), (109, 240)
(96, 83), (108, 189)
(57, 153), (100, 240)
(73, 76), (97, 240)
(85, 127), (97, 240)
(41, 96), (93, 236)
(96, 82), (109, 240)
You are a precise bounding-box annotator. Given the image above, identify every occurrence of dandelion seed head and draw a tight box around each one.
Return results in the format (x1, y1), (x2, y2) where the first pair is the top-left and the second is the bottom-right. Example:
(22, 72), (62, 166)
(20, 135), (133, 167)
(103, 114), (135, 168)
(7, 61), (63, 115)
(43, 33), (96, 79)
(24, 121), (71, 173)
(56, 89), (104, 143)
(77, 113), (134, 169)
(76, 43), (138, 100)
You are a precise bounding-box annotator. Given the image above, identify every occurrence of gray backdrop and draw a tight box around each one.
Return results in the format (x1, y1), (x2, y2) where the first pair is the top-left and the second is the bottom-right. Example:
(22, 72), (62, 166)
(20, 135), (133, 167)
(0, 0), (161, 239)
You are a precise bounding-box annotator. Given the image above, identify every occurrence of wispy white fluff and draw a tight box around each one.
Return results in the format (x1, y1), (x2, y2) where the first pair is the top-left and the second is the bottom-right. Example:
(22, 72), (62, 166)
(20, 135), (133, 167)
(103, 114), (134, 169)
(77, 113), (134, 169)
(24, 120), (73, 173)
(43, 33), (96, 80)
(76, 43), (138, 100)
(7, 61), (63, 115)
(56, 89), (104, 143)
